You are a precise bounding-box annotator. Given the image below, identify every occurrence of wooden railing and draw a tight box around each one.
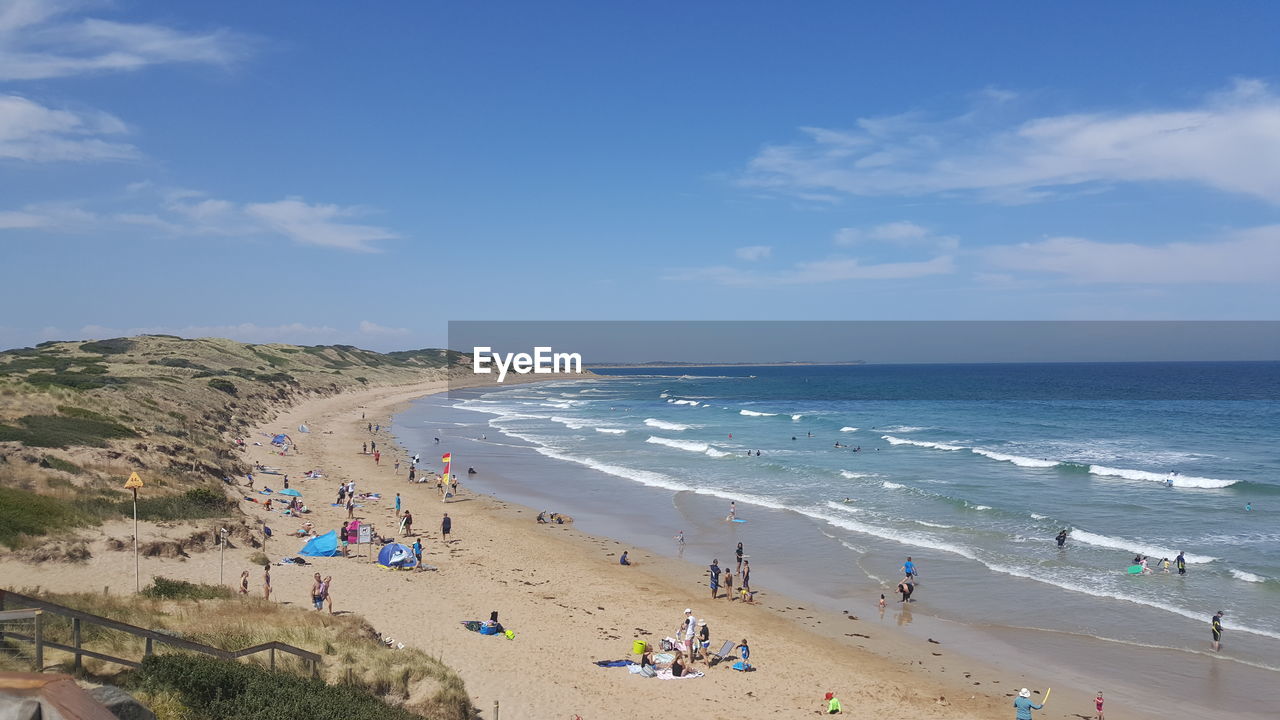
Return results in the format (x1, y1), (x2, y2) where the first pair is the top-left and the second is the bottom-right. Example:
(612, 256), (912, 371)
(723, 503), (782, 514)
(0, 590), (321, 677)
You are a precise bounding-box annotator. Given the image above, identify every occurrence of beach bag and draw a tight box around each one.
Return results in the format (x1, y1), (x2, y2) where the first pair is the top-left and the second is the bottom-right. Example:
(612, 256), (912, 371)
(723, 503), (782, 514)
(660, 638), (674, 652)
(731, 661), (753, 672)
(479, 624), (498, 635)
(504, 630), (515, 640)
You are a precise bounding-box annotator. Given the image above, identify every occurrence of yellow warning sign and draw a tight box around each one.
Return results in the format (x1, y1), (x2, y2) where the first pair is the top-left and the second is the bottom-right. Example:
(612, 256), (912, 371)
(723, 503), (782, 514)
(123, 472), (144, 489)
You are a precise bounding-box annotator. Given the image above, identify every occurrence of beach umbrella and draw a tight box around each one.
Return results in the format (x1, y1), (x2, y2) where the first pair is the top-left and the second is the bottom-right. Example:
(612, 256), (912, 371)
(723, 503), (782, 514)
(277, 488), (302, 497)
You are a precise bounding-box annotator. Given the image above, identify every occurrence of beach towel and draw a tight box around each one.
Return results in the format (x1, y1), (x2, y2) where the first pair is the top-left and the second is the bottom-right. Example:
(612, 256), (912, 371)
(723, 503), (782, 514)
(731, 661), (754, 672)
(258, 489), (273, 495)
(628, 664), (657, 677)
(656, 669), (704, 680)
(594, 660), (634, 668)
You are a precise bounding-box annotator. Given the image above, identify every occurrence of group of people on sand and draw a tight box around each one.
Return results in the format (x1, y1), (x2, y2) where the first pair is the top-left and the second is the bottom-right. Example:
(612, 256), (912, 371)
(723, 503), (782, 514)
(707, 543), (754, 603)
(631, 607), (751, 678)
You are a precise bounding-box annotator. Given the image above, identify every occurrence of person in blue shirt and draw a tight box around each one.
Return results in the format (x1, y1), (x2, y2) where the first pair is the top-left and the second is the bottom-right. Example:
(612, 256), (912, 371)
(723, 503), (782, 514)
(619, 551), (630, 566)
(736, 638), (750, 661)
(902, 557), (917, 578)
(1013, 688), (1043, 719)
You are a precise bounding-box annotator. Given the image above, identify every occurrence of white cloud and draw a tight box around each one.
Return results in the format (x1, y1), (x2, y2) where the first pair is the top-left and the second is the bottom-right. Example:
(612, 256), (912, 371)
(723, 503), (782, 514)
(0, 0), (245, 81)
(741, 79), (1280, 205)
(358, 320), (410, 337)
(1, 188), (401, 252)
(0, 93), (135, 161)
(983, 225), (1280, 284)
(245, 199), (398, 252)
(667, 254), (954, 286)
(734, 245), (772, 261)
(834, 222), (960, 253)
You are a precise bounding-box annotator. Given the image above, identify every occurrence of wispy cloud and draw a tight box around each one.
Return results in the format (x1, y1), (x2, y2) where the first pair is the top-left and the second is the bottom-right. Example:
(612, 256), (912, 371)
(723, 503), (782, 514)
(982, 225), (1280, 284)
(0, 0), (246, 81)
(358, 320), (410, 337)
(741, 79), (1280, 205)
(734, 245), (772, 261)
(667, 254), (954, 286)
(1, 187), (401, 252)
(833, 221), (958, 250)
(0, 93), (135, 161)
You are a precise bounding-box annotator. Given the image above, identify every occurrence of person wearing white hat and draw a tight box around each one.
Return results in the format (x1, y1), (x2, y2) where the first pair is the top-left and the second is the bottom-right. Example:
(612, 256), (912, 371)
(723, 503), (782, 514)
(1013, 688), (1043, 719)
(682, 611), (698, 663)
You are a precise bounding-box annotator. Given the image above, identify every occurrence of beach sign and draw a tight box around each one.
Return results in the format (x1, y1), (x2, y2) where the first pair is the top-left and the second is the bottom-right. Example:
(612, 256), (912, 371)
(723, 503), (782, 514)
(123, 472), (144, 489)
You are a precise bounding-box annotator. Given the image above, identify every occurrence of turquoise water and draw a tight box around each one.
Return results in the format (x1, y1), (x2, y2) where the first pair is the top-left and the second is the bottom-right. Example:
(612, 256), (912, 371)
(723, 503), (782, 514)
(440, 363), (1280, 666)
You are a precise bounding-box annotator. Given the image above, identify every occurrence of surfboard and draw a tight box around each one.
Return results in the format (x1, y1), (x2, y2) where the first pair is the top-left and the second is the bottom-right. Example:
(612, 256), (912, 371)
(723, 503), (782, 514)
(1126, 565), (1144, 574)
(732, 518), (747, 523)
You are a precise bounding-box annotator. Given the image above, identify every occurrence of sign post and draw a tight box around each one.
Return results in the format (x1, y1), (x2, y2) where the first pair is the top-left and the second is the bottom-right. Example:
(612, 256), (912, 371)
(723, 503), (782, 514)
(123, 472), (144, 593)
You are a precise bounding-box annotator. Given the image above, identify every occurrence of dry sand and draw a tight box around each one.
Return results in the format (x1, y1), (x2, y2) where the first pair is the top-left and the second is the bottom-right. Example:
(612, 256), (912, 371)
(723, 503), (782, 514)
(2, 378), (1134, 720)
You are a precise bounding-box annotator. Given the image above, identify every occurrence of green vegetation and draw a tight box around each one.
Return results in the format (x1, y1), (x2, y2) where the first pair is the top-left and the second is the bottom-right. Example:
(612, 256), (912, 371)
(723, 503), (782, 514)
(0, 413), (136, 448)
(40, 455), (84, 474)
(150, 357), (211, 370)
(207, 378), (238, 395)
(134, 488), (236, 521)
(57, 405), (116, 422)
(80, 338), (136, 354)
(23, 371), (122, 390)
(138, 654), (424, 720)
(142, 577), (232, 600)
(0, 487), (96, 548)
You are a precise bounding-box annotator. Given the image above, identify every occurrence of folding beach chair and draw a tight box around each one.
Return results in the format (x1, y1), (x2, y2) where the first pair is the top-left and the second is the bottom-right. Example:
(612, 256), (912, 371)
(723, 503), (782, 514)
(708, 640), (735, 666)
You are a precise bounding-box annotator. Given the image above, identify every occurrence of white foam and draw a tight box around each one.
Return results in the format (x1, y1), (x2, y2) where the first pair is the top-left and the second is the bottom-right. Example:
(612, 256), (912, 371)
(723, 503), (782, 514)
(1087, 465), (1236, 489)
(595, 428), (626, 434)
(644, 418), (690, 431)
(840, 470), (878, 479)
(549, 416), (589, 430)
(881, 481), (905, 489)
(882, 435), (964, 451)
(704, 447), (731, 458)
(914, 520), (953, 528)
(659, 392), (670, 398)
(970, 504), (992, 511)
(1231, 569), (1267, 583)
(672, 399), (700, 406)
(739, 409), (777, 417)
(539, 402), (573, 409)
(971, 448), (1058, 468)
(839, 426), (858, 432)
(1030, 513), (1048, 520)
(814, 508), (979, 561)
(824, 501), (863, 514)
(646, 436), (709, 453)
(1071, 529), (1215, 564)
(882, 425), (926, 433)
(791, 414), (803, 421)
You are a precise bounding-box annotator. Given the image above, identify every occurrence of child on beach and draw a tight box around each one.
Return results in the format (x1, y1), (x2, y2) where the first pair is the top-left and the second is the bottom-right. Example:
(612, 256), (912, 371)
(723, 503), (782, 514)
(723, 568), (734, 601)
(879, 594), (886, 609)
(1095, 690), (1104, 720)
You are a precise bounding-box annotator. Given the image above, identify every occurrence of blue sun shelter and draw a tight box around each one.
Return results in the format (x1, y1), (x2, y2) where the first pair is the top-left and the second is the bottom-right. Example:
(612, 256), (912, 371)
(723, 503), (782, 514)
(377, 542), (418, 570)
(298, 530), (340, 557)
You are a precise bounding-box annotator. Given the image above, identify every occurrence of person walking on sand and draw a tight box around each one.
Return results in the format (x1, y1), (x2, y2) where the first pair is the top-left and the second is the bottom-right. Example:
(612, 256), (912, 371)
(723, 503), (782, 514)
(902, 556), (918, 578)
(395, 493), (401, 514)
(1211, 610), (1225, 651)
(374, 450), (380, 465)
(1013, 688), (1043, 719)
(727, 501), (736, 521)
(709, 559), (721, 599)
(263, 566), (272, 601)
(674, 530), (685, 546)
(311, 573), (324, 611)
(239, 570), (249, 595)
(402, 510), (414, 536)
(441, 513), (452, 542)
(346, 497), (355, 519)
(323, 575), (335, 614)
(735, 542), (745, 572)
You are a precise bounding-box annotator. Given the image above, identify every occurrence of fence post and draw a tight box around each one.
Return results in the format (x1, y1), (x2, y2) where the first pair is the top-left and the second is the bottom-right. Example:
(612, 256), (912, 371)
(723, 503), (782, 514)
(144, 637), (154, 657)
(269, 647), (276, 671)
(493, 700), (499, 719)
(73, 618), (83, 673)
(0, 589), (6, 646)
(33, 611), (43, 672)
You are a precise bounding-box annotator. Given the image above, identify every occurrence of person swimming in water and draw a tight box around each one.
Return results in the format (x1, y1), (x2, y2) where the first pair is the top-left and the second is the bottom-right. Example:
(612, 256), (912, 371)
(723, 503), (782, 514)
(1055, 529), (1068, 548)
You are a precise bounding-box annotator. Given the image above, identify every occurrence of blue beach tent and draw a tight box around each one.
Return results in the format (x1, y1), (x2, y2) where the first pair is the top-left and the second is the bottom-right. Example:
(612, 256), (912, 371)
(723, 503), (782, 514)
(376, 542), (418, 569)
(299, 530), (339, 557)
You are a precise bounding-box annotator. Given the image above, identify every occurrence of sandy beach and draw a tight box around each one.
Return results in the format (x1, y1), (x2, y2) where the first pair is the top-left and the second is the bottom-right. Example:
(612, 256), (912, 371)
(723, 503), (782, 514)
(2, 379), (1141, 720)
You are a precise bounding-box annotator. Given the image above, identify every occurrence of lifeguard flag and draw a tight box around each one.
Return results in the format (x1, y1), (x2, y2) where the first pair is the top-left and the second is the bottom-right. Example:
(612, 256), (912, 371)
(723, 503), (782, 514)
(441, 453), (452, 463)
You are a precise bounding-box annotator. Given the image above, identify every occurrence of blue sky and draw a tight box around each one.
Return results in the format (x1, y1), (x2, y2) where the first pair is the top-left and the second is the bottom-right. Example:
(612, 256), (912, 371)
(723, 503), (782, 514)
(2, 1), (1278, 351)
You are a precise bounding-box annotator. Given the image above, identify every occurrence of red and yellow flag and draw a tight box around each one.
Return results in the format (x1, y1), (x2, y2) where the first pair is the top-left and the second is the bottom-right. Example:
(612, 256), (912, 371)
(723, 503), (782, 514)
(441, 453), (452, 463)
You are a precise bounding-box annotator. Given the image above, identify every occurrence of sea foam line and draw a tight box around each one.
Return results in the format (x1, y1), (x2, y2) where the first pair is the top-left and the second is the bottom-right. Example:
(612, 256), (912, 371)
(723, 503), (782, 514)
(646, 435), (729, 458)
(644, 418), (691, 431)
(1071, 529), (1215, 564)
(740, 409), (777, 417)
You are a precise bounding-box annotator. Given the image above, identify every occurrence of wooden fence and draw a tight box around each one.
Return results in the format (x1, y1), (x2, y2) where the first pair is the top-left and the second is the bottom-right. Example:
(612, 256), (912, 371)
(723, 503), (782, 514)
(0, 590), (321, 677)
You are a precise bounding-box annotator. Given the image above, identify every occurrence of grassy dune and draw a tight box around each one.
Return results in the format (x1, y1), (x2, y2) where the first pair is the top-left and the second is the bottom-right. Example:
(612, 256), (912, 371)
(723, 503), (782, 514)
(0, 335), (463, 548)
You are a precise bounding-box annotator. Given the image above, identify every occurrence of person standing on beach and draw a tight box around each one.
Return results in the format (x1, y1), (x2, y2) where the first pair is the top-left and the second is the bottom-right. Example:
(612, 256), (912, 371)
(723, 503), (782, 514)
(735, 542), (745, 572)
(346, 497), (355, 519)
(408, 467), (415, 483)
(674, 530), (685, 546)
(374, 450), (380, 465)
(723, 568), (734, 601)
(311, 573), (323, 610)
(709, 559), (720, 599)
(322, 575), (334, 614)
(441, 513), (452, 543)
(1211, 610), (1225, 651)
(741, 559), (751, 591)
(902, 557), (917, 578)
(727, 501), (736, 521)
(1176, 551), (1186, 575)
(683, 612), (698, 663)
(402, 510), (413, 536)
(1095, 690), (1104, 720)
(1013, 688), (1043, 719)
(395, 493), (401, 514)
(263, 566), (271, 601)
(239, 570), (249, 595)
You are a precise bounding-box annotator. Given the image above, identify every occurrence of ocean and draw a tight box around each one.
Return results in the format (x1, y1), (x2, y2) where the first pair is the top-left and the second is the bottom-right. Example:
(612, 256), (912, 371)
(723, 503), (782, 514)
(394, 362), (1280, 715)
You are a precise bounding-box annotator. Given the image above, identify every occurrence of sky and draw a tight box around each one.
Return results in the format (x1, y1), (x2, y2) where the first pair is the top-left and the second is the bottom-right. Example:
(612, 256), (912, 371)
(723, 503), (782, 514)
(1, 1), (1278, 352)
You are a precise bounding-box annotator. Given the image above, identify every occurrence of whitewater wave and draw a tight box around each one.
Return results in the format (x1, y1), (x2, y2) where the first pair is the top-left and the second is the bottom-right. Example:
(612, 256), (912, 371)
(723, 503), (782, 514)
(1071, 529), (1215, 564)
(914, 520), (953, 528)
(671, 399), (700, 406)
(539, 402), (573, 409)
(1030, 513), (1048, 520)
(549, 416), (589, 430)
(882, 481), (905, 490)
(839, 426), (858, 432)
(1088, 465), (1236, 489)
(883, 435), (964, 451)
(840, 470), (879, 479)
(659, 392), (669, 398)
(969, 504), (992, 511)
(971, 448), (1058, 468)
(791, 414), (803, 421)
(739, 409), (777, 417)
(881, 425), (926, 433)
(646, 436), (729, 458)
(1231, 569), (1267, 583)
(595, 428), (626, 434)
(644, 418), (690, 431)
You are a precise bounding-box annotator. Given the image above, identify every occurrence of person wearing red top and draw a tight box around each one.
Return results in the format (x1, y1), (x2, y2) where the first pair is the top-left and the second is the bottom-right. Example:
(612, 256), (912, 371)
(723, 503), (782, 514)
(1095, 690), (1104, 720)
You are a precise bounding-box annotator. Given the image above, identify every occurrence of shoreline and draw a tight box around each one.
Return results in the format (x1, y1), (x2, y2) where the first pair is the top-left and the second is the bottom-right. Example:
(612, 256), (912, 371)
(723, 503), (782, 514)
(0, 376), (1202, 719)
